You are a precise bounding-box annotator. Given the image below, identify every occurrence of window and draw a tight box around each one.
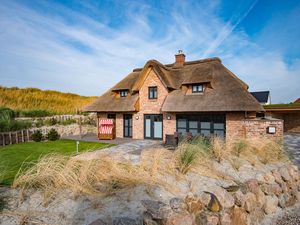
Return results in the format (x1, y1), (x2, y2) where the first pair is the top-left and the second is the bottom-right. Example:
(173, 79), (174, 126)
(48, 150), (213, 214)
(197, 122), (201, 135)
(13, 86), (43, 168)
(120, 90), (128, 97)
(192, 84), (203, 93)
(148, 86), (157, 99)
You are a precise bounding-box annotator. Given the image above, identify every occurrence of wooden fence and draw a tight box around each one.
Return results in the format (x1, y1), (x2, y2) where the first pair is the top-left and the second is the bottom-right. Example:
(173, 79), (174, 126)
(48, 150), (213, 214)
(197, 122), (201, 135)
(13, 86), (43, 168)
(0, 130), (33, 146)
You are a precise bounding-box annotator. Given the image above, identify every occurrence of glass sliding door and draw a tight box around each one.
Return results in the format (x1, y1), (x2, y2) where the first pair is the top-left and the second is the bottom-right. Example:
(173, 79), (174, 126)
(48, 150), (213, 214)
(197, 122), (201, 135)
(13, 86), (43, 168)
(123, 114), (132, 138)
(144, 114), (163, 140)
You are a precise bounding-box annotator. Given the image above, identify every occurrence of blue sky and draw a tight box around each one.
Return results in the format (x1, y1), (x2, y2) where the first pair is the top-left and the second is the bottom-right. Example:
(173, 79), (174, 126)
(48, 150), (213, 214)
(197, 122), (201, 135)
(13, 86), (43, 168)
(0, 0), (299, 103)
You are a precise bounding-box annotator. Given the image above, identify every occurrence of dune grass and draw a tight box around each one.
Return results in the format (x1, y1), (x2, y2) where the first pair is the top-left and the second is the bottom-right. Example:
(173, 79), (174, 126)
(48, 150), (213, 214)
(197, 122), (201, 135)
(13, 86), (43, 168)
(0, 140), (113, 185)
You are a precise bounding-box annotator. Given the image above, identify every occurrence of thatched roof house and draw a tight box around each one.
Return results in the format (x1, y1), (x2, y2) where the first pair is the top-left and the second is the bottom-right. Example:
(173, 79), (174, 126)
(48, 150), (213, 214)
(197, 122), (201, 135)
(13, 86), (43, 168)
(86, 51), (283, 141)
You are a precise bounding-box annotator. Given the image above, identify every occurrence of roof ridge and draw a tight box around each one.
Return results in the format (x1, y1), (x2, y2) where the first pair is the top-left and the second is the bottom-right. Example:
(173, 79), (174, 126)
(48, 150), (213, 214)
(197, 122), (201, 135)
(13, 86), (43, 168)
(133, 57), (221, 72)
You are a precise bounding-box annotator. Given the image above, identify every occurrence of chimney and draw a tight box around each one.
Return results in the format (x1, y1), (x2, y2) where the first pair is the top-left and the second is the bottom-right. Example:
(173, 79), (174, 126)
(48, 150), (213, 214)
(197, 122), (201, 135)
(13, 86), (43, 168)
(174, 50), (185, 68)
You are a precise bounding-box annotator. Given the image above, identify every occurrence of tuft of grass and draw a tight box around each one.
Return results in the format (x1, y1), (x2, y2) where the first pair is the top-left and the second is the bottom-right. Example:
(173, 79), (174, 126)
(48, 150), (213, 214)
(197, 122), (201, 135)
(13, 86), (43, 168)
(231, 139), (248, 157)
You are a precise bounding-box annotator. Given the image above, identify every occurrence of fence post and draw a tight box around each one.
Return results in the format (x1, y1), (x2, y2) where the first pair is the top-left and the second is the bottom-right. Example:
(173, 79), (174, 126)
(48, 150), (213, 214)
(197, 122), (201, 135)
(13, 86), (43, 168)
(9, 132), (12, 145)
(15, 132), (18, 144)
(21, 130), (24, 142)
(1, 133), (4, 146)
(27, 129), (29, 141)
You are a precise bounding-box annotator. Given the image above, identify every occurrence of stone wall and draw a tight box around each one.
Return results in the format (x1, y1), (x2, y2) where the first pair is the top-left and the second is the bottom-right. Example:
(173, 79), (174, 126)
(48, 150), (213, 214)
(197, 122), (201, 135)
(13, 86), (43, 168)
(267, 112), (300, 133)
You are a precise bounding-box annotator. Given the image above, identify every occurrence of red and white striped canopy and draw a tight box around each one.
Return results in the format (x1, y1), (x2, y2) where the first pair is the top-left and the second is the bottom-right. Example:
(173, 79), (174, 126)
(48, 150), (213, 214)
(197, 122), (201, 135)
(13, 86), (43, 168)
(99, 119), (114, 125)
(99, 126), (113, 134)
(98, 119), (114, 134)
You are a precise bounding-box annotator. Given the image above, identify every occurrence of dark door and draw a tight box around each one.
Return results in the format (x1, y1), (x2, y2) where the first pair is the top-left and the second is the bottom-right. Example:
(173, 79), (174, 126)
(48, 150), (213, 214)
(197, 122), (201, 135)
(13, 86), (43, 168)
(144, 114), (163, 140)
(123, 114), (132, 138)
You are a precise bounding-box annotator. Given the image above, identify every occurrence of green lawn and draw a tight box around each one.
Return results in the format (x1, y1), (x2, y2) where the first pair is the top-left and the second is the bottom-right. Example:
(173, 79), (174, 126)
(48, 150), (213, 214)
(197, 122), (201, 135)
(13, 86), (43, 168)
(0, 140), (113, 185)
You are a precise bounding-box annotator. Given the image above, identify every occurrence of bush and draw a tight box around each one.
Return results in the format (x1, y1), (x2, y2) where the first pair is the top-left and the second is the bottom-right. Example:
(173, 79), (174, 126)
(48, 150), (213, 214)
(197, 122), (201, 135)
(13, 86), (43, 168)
(31, 130), (43, 142)
(20, 109), (52, 117)
(0, 119), (32, 132)
(44, 118), (58, 126)
(47, 128), (60, 141)
(0, 107), (15, 120)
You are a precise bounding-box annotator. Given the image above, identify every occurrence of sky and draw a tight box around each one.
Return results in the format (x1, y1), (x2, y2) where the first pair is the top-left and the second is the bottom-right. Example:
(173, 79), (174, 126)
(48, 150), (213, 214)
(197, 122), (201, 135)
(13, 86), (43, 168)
(0, 0), (299, 103)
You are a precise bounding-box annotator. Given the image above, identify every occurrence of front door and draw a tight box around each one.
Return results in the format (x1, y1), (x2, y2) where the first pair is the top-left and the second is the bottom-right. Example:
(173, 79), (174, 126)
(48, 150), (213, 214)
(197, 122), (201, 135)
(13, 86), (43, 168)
(123, 114), (132, 138)
(144, 114), (163, 140)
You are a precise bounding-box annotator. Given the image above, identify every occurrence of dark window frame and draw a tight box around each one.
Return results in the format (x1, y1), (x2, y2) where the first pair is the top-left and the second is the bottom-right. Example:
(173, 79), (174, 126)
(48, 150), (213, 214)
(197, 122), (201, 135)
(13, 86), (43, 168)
(120, 90), (128, 97)
(192, 84), (204, 93)
(123, 114), (132, 138)
(148, 86), (158, 99)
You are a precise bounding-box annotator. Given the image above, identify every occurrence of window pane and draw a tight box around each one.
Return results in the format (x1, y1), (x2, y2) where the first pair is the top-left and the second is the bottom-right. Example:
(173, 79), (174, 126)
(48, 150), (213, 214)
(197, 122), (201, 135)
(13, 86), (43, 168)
(214, 123), (224, 130)
(201, 130), (211, 137)
(198, 85), (203, 92)
(154, 121), (162, 138)
(214, 130), (224, 138)
(154, 89), (157, 98)
(177, 128), (187, 134)
(129, 127), (132, 137)
(201, 122), (210, 129)
(189, 129), (198, 136)
(192, 86), (197, 92)
(189, 121), (198, 129)
(145, 119), (151, 137)
(124, 128), (128, 137)
(125, 119), (129, 126)
(178, 119), (187, 128)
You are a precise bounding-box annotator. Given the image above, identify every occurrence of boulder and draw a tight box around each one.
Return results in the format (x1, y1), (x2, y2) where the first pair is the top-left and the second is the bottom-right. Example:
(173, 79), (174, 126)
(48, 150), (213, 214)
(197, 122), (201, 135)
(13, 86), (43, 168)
(244, 192), (256, 213)
(141, 200), (173, 220)
(231, 207), (249, 225)
(170, 198), (187, 213)
(166, 214), (196, 225)
(256, 189), (266, 209)
(280, 182), (289, 193)
(205, 186), (235, 209)
(263, 196), (278, 214)
(279, 167), (291, 182)
(260, 184), (272, 195)
(89, 219), (108, 225)
(248, 208), (265, 225)
(220, 211), (231, 225)
(204, 192), (222, 212)
(272, 183), (282, 196)
(285, 192), (297, 207)
(233, 190), (245, 207)
(113, 217), (140, 225)
(278, 194), (286, 208)
(245, 179), (260, 194)
(143, 212), (159, 225)
(185, 195), (203, 215)
(196, 212), (219, 225)
(264, 172), (275, 184)
(288, 165), (299, 181)
(199, 192), (212, 207)
(272, 169), (284, 184)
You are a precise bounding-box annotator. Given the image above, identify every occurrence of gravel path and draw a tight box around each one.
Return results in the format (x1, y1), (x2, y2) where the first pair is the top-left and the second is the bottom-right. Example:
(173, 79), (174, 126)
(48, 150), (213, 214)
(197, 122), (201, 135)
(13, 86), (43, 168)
(284, 133), (300, 168)
(274, 204), (300, 225)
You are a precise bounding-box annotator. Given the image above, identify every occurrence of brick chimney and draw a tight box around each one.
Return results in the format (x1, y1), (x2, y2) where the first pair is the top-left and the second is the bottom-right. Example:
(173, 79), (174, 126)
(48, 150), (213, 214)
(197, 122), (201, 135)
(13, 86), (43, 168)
(174, 50), (185, 68)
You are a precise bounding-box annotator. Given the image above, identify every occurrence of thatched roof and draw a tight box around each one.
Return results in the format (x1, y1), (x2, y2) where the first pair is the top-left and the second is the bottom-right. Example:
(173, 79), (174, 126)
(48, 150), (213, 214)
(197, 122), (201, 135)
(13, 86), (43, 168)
(85, 57), (263, 112)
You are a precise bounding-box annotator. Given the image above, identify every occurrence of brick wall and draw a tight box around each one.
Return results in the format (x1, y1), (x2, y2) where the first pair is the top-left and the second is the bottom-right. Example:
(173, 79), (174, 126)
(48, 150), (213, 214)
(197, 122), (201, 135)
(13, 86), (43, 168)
(226, 112), (283, 140)
(267, 112), (300, 133)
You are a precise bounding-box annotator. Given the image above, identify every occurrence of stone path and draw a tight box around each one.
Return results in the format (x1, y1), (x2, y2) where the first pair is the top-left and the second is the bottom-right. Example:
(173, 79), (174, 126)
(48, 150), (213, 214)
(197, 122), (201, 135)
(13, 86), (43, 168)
(284, 133), (300, 168)
(75, 139), (163, 164)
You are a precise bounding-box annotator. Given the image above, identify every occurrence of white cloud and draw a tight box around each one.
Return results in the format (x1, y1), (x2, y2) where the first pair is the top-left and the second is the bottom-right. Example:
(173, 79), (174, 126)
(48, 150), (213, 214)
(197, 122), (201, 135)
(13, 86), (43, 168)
(0, 0), (299, 102)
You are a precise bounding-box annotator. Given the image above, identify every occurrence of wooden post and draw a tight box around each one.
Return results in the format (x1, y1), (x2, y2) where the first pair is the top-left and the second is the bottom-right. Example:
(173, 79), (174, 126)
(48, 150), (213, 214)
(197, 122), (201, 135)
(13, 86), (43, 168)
(27, 129), (29, 141)
(1, 133), (4, 146)
(79, 117), (82, 140)
(15, 132), (18, 144)
(9, 132), (12, 145)
(21, 130), (24, 142)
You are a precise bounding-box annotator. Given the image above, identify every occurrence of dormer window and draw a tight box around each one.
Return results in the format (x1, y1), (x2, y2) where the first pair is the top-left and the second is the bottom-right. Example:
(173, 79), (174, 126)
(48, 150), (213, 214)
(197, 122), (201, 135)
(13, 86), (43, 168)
(120, 90), (128, 97)
(148, 86), (157, 99)
(192, 84), (203, 93)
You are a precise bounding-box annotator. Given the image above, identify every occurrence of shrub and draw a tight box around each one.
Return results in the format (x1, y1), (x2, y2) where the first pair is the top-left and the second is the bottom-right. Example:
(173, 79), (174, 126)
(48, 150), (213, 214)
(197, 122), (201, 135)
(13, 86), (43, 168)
(232, 139), (248, 157)
(31, 130), (43, 142)
(35, 118), (44, 128)
(47, 128), (60, 141)
(0, 119), (32, 132)
(0, 107), (15, 120)
(20, 109), (52, 117)
(44, 118), (57, 126)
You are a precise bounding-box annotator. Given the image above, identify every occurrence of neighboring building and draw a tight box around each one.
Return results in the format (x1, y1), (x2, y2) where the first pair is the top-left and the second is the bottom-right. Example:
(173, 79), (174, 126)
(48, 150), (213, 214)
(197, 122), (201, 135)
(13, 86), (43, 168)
(250, 91), (271, 105)
(85, 51), (283, 140)
(294, 98), (300, 103)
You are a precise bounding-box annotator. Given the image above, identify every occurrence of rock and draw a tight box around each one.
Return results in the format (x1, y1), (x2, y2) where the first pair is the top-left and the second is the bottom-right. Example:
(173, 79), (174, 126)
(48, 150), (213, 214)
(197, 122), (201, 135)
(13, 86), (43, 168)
(279, 167), (292, 182)
(232, 207), (249, 225)
(263, 195), (278, 214)
(285, 192), (297, 207)
(223, 185), (240, 192)
(206, 186), (235, 209)
(199, 192), (211, 207)
(244, 192), (256, 213)
(204, 192), (222, 212)
(249, 208), (265, 225)
(256, 189), (266, 209)
(166, 214), (196, 225)
(233, 190), (245, 207)
(255, 173), (265, 184)
(264, 172), (275, 184)
(196, 212), (219, 225)
(272, 183), (282, 196)
(113, 217), (140, 225)
(280, 182), (289, 193)
(143, 212), (159, 225)
(220, 211), (231, 225)
(89, 218), (108, 225)
(278, 194), (286, 208)
(170, 198), (186, 213)
(295, 191), (300, 202)
(272, 169), (284, 184)
(288, 165), (299, 181)
(185, 195), (203, 215)
(141, 200), (172, 220)
(260, 184), (272, 195)
(245, 179), (260, 194)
